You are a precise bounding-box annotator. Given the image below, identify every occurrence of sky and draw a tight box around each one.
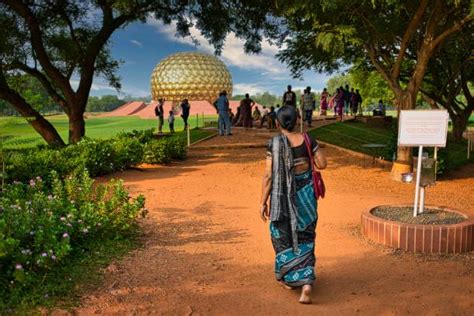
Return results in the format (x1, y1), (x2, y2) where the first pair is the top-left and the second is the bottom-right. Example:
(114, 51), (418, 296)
(88, 17), (333, 98)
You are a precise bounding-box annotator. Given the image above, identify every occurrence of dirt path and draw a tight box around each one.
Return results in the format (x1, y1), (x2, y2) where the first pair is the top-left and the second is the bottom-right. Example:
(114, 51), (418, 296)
(75, 129), (474, 315)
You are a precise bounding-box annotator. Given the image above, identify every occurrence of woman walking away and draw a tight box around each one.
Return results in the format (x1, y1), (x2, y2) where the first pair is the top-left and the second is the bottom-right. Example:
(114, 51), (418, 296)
(259, 106), (327, 304)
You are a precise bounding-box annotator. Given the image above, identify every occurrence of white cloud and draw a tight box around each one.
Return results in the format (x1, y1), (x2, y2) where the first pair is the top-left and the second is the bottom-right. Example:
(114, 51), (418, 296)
(70, 79), (116, 92)
(233, 83), (268, 95)
(130, 40), (143, 47)
(70, 79), (148, 97)
(146, 17), (285, 74)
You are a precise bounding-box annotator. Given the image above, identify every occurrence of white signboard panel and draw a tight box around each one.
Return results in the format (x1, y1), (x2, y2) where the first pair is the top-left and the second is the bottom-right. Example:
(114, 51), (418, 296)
(398, 110), (448, 147)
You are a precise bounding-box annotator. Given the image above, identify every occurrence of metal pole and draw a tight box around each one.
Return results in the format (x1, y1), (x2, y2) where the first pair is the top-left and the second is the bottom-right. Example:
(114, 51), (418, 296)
(419, 186), (425, 214)
(300, 107), (304, 133)
(434, 147), (438, 181)
(413, 145), (423, 217)
(202, 112), (205, 127)
(187, 124), (191, 147)
(196, 113), (199, 128)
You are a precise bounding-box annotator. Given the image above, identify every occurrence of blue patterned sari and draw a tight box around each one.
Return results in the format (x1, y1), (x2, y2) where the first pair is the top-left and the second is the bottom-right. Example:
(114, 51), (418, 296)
(270, 171), (318, 287)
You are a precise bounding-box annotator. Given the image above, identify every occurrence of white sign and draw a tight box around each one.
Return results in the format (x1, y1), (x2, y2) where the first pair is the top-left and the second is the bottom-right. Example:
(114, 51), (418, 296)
(398, 110), (449, 147)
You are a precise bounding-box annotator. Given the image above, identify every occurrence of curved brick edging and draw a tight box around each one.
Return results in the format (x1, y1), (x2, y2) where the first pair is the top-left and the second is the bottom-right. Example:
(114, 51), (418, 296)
(361, 205), (474, 254)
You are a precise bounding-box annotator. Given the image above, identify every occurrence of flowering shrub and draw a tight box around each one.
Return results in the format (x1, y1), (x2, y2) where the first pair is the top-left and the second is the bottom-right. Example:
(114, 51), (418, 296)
(0, 170), (146, 295)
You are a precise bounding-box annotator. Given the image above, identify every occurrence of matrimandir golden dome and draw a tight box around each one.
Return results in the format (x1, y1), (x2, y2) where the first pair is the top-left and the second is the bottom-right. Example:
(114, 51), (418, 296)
(150, 52), (233, 102)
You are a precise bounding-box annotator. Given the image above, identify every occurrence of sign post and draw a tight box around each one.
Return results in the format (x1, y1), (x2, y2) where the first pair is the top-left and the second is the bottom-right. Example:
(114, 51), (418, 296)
(398, 110), (448, 217)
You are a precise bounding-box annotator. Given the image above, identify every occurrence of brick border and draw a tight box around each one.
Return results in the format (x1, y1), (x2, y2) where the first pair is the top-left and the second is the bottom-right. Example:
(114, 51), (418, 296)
(361, 205), (474, 254)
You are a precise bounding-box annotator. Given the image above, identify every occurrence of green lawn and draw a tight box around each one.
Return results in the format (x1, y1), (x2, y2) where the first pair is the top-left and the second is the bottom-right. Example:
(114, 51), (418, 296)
(309, 120), (473, 173)
(0, 114), (217, 149)
(310, 121), (394, 159)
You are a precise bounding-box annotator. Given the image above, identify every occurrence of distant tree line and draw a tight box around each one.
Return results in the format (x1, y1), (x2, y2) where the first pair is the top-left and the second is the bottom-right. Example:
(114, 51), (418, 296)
(0, 74), (150, 116)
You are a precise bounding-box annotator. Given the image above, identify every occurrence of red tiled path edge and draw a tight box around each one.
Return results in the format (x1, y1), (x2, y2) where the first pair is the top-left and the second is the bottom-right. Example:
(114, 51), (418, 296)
(361, 205), (474, 254)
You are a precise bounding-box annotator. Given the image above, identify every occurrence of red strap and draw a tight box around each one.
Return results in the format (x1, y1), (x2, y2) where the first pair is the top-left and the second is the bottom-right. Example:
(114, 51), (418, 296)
(303, 133), (315, 171)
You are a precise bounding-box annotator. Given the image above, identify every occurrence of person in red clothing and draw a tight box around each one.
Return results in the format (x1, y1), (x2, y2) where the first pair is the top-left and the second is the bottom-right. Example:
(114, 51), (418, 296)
(240, 93), (256, 128)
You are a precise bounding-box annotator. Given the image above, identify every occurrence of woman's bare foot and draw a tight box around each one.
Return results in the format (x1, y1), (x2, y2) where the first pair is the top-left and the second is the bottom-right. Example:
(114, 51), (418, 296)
(278, 281), (293, 290)
(299, 284), (312, 304)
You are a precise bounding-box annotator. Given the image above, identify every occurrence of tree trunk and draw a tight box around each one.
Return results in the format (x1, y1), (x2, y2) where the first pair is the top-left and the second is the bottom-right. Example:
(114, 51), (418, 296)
(452, 113), (469, 142)
(0, 84), (65, 147)
(69, 112), (86, 144)
(29, 114), (65, 147)
(390, 92), (416, 180)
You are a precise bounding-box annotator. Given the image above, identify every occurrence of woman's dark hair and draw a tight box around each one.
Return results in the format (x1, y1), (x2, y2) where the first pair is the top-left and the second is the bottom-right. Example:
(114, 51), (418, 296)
(276, 105), (298, 131)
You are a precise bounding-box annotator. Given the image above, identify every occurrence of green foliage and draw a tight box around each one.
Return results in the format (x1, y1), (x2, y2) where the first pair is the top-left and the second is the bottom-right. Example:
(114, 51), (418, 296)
(325, 70), (396, 109)
(0, 169), (146, 308)
(143, 136), (187, 164)
(5, 137), (143, 184)
(86, 95), (126, 112)
(4, 129), (187, 184)
(348, 69), (396, 108)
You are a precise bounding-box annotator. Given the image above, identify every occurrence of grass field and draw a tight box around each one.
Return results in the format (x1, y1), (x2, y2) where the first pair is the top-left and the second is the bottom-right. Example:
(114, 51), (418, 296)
(0, 114), (217, 149)
(309, 120), (474, 173)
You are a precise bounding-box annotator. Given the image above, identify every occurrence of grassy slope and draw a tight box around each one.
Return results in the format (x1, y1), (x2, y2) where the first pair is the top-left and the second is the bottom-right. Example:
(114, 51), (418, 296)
(0, 115), (217, 149)
(309, 121), (394, 159)
(309, 120), (474, 172)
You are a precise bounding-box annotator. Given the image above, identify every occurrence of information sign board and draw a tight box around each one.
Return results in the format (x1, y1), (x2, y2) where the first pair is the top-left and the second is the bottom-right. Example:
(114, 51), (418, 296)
(398, 110), (448, 147)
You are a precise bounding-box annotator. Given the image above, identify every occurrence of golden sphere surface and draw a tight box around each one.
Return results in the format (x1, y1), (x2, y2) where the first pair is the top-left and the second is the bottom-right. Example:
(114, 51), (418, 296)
(150, 52), (233, 102)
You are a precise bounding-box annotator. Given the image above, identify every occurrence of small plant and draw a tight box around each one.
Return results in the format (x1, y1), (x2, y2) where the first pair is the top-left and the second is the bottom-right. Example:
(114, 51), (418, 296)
(0, 169), (146, 306)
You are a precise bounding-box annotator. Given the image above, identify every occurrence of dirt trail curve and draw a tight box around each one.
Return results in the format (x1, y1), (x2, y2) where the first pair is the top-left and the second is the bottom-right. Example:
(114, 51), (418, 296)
(75, 124), (474, 315)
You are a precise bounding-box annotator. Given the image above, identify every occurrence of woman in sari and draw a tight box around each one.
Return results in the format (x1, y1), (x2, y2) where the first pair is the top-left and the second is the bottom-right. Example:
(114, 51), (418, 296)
(335, 88), (344, 120)
(320, 88), (329, 116)
(259, 106), (327, 304)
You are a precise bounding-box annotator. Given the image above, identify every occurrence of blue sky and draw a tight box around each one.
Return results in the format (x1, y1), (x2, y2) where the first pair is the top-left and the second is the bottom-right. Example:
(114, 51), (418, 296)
(88, 17), (332, 98)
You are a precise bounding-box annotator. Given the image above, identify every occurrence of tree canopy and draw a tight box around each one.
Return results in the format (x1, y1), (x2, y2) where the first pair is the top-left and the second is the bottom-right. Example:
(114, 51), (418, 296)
(0, 0), (276, 146)
(275, 0), (473, 177)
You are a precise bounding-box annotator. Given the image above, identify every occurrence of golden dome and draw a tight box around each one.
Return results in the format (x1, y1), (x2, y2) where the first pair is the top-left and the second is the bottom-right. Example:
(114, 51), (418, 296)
(150, 52), (233, 102)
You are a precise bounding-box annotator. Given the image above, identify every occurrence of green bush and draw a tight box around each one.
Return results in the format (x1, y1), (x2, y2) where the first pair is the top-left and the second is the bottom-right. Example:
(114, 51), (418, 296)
(167, 136), (187, 160)
(116, 129), (155, 144)
(3, 129), (187, 184)
(143, 136), (186, 164)
(0, 170), (146, 302)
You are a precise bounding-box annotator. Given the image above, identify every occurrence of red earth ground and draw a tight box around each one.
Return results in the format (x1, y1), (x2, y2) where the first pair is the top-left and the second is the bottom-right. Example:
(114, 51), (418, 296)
(70, 127), (473, 315)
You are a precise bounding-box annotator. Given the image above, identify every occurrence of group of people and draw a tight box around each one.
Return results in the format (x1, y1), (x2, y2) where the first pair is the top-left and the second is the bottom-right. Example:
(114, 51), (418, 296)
(321, 85), (363, 120)
(153, 84), (369, 137)
(154, 98), (191, 134)
(213, 91), (282, 135)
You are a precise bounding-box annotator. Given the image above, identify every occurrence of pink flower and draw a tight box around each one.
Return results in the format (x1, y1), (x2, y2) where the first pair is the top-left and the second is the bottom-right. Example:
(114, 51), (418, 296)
(29, 179), (35, 186)
(62, 232), (69, 238)
(15, 264), (23, 270)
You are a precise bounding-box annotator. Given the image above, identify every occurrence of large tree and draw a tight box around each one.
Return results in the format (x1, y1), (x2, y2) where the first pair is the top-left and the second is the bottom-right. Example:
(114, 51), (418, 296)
(418, 26), (474, 141)
(0, 1), (164, 145)
(0, 0), (276, 146)
(275, 0), (473, 179)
